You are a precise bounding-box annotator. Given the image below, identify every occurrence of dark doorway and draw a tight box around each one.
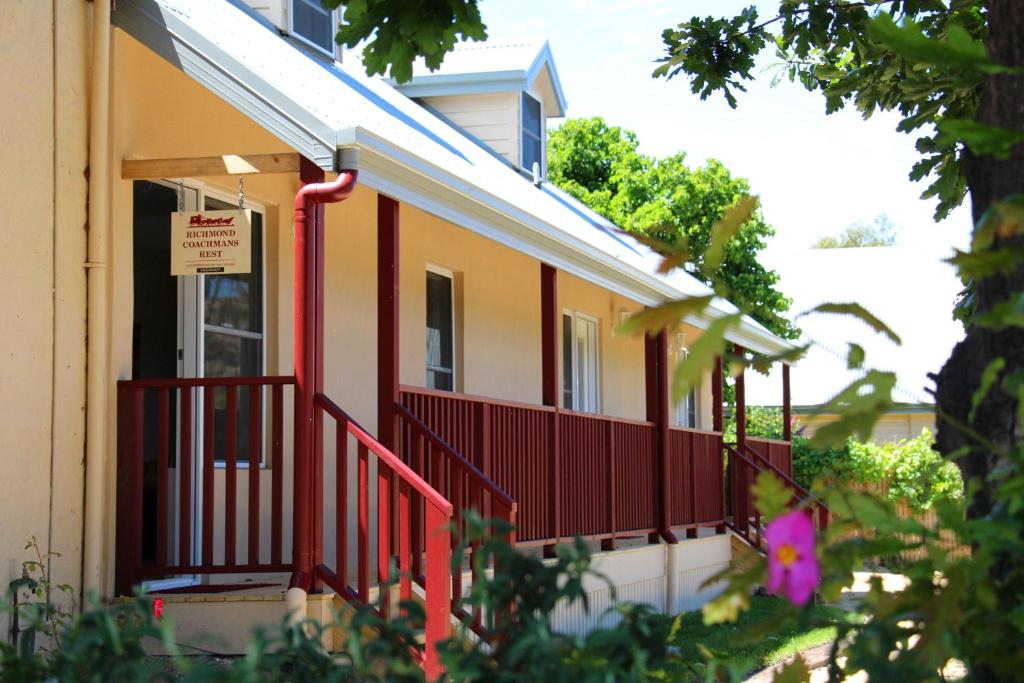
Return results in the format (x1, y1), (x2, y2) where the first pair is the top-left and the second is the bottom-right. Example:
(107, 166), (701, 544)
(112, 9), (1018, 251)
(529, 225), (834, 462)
(132, 180), (180, 565)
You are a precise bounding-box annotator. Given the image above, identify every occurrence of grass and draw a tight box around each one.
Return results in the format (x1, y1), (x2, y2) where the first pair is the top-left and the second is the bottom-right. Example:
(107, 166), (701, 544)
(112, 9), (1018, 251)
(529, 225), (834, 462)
(670, 596), (849, 677)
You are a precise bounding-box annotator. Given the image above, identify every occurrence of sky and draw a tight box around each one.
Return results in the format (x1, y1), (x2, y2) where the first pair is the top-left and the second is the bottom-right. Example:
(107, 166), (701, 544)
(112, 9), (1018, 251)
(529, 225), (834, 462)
(479, 0), (973, 258)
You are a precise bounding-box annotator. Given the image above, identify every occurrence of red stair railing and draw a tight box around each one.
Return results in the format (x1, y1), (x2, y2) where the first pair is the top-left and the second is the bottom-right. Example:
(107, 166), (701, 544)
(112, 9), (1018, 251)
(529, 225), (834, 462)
(393, 401), (516, 636)
(311, 393), (453, 677)
(115, 376), (293, 596)
(725, 441), (829, 551)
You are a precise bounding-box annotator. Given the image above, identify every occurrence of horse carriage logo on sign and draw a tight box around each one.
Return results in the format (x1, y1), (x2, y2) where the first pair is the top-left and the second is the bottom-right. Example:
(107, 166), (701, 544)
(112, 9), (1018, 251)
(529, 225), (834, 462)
(170, 210), (252, 275)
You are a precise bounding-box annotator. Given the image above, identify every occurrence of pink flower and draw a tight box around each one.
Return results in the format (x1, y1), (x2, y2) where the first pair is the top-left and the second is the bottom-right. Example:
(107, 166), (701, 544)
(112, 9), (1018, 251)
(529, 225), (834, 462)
(765, 509), (819, 605)
(152, 597), (164, 620)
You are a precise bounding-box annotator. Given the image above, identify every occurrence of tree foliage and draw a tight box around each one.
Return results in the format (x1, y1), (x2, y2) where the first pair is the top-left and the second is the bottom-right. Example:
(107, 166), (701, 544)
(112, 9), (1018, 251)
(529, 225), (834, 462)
(548, 117), (798, 339)
(325, 0), (487, 83)
(648, 4), (1024, 681)
(813, 212), (899, 248)
(654, 1), (986, 222)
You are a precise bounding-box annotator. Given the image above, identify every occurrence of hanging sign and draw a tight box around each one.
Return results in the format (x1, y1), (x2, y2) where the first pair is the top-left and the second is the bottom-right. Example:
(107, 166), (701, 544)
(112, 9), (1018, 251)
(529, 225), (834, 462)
(170, 209), (251, 275)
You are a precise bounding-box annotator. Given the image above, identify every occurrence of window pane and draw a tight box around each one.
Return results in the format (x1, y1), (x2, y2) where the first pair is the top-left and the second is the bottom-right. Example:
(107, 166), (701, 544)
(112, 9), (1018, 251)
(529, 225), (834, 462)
(426, 271), (454, 391)
(205, 331), (261, 378)
(522, 94), (542, 136)
(562, 314), (573, 408)
(203, 198), (263, 334)
(293, 0), (334, 54)
(521, 94), (543, 175)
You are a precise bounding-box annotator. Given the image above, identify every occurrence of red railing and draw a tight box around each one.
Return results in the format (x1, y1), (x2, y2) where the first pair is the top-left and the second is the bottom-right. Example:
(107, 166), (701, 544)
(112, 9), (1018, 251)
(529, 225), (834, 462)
(668, 428), (726, 529)
(726, 441), (828, 551)
(746, 437), (793, 479)
(115, 376), (293, 595)
(312, 393), (453, 676)
(400, 386), (725, 545)
(393, 402), (516, 635)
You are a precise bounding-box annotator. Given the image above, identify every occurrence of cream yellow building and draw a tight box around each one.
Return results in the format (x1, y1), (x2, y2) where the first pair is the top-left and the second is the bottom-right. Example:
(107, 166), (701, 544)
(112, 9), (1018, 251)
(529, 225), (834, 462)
(0, 0), (797, 656)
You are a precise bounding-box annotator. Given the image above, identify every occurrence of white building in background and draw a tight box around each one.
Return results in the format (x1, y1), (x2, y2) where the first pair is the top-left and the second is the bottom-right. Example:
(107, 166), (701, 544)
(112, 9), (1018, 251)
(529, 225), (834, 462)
(746, 245), (964, 443)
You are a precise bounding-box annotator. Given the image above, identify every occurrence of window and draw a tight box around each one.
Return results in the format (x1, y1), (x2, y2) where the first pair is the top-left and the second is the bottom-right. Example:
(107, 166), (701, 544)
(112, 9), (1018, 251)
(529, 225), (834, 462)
(426, 269), (455, 391)
(521, 92), (543, 178)
(291, 0), (336, 56)
(562, 312), (599, 413)
(676, 344), (698, 428)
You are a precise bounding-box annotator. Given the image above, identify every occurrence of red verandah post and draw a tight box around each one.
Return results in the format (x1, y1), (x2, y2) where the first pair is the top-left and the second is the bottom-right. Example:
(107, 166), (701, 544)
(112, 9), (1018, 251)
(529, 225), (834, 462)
(540, 264), (560, 555)
(290, 152), (359, 592)
(645, 330), (676, 544)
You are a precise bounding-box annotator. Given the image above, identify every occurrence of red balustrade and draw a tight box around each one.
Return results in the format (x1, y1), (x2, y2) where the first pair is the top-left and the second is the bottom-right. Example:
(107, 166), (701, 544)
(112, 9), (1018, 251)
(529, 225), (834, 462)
(400, 386), (726, 546)
(746, 437), (793, 479)
(312, 394), (454, 675)
(726, 441), (828, 551)
(668, 428), (726, 529)
(114, 376), (293, 596)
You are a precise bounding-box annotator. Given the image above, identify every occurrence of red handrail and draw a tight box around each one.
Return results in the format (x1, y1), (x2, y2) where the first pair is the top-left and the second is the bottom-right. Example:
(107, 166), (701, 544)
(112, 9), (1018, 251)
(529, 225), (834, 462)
(312, 392), (452, 678)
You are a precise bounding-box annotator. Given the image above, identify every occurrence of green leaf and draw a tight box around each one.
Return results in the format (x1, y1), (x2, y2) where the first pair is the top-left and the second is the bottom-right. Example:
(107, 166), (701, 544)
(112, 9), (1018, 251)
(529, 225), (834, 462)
(947, 246), (1024, 279)
(752, 470), (792, 522)
(847, 343), (865, 370)
(773, 653), (811, 683)
(701, 589), (750, 626)
(938, 119), (1024, 160)
(800, 302), (902, 345)
(615, 295), (715, 336)
(974, 293), (1024, 330)
(810, 370), (897, 447)
(670, 313), (742, 404)
(866, 14), (1012, 74)
(703, 195), (759, 274)
(970, 358), (1006, 424)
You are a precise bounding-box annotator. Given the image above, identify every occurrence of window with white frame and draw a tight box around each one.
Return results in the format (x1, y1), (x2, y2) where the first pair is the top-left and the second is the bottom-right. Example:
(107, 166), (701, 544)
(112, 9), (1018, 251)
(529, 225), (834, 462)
(426, 268), (455, 391)
(562, 312), (599, 413)
(521, 92), (544, 178)
(676, 341), (698, 428)
(291, 0), (336, 57)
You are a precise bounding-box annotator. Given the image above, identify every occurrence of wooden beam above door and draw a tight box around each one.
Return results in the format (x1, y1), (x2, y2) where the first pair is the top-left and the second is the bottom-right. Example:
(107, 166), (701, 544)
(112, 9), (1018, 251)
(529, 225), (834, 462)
(121, 153), (301, 179)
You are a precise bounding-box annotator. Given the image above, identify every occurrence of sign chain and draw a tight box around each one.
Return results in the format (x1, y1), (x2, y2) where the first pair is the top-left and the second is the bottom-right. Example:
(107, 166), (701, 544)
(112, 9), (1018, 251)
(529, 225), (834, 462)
(238, 176), (245, 210)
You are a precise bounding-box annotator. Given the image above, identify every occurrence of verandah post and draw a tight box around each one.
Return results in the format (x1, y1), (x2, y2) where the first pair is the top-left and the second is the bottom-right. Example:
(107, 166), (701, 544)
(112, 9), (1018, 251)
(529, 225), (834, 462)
(782, 363), (792, 442)
(713, 356), (726, 534)
(735, 345), (747, 450)
(378, 194), (400, 561)
(645, 330), (676, 544)
(540, 263), (560, 556)
(377, 194), (400, 452)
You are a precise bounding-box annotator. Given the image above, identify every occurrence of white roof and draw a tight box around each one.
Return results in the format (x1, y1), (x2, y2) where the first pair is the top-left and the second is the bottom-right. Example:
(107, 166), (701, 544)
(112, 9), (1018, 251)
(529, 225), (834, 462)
(113, 0), (793, 356)
(746, 246), (965, 408)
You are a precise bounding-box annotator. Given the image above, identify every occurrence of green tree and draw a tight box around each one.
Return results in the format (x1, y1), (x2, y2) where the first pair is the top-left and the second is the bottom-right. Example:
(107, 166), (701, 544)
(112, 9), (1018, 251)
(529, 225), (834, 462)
(813, 212), (899, 248)
(324, 0), (487, 83)
(548, 117), (797, 339)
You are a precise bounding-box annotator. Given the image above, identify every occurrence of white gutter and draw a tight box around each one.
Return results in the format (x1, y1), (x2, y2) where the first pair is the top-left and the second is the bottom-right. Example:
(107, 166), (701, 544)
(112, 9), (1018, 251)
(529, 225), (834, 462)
(342, 127), (796, 357)
(83, 0), (111, 598)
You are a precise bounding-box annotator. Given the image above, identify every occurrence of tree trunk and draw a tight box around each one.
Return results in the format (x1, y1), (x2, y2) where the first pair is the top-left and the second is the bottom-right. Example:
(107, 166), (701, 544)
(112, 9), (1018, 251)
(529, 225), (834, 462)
(936, 2), (1024, 525)
(933, 6), (1023, 676)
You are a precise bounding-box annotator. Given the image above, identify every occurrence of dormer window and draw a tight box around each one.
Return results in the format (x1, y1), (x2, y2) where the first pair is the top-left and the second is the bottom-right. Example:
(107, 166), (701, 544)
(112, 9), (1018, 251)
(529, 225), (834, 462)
(291, 0), (336, 57)
(521, 92), (544, 178)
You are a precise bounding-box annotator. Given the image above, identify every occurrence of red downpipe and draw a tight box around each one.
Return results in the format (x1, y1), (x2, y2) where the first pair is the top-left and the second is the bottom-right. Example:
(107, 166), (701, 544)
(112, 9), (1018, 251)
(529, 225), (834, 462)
(291, 154), (359, 591)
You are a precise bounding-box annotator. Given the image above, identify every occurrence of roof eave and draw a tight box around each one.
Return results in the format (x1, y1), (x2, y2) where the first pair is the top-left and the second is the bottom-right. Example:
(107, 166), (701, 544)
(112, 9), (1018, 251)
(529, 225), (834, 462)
(341, 127), (794, 356)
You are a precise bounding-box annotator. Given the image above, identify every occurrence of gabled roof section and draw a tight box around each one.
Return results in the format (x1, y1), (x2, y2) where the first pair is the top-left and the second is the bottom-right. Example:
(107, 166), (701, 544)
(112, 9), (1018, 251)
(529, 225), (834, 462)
(388, 39), (568, 117)
(112, 0), (793, 357)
